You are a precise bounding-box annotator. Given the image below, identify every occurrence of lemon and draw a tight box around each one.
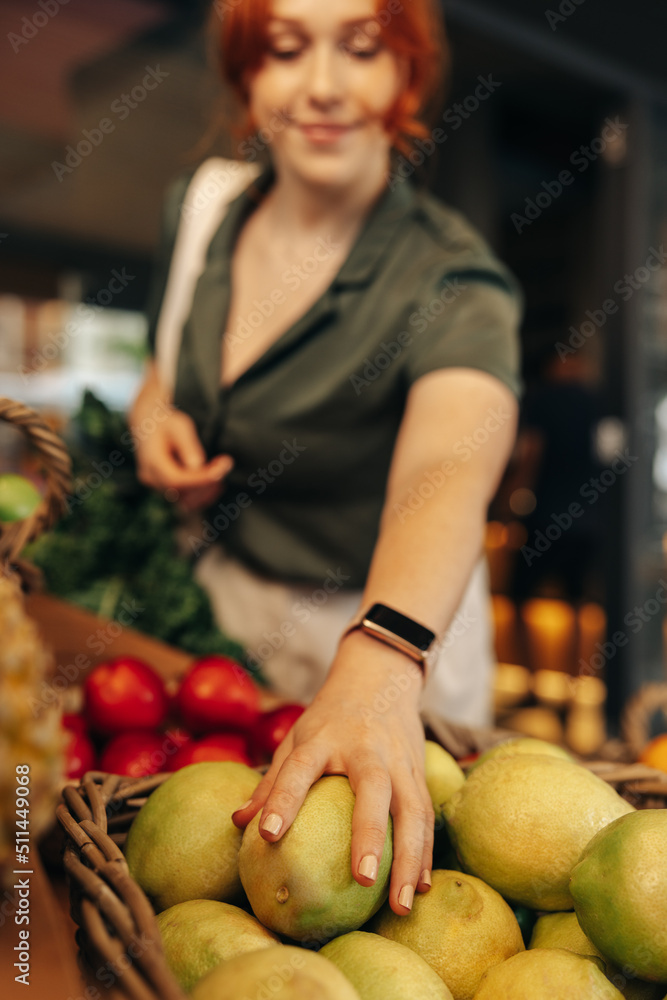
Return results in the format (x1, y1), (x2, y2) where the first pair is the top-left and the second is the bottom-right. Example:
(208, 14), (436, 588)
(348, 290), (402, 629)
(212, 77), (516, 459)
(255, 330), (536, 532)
(467, 737), (573, 773)
(190, 944), (361, 1000)
(424, 740), (465, 821)
(529, 912), (665, 999)
(444, 754), (634, 910)
(371, 869), (524, 1000)
(238, 775), (391, 944)
(321, 930), (454, 1000)
(156, 899), (279, 992)
(473, 948), (625, 999)
(0, 474), (41, 522)
(124, 761), (260, 911)
(570, 809), (667, 982)
(530, 911), (606, 960)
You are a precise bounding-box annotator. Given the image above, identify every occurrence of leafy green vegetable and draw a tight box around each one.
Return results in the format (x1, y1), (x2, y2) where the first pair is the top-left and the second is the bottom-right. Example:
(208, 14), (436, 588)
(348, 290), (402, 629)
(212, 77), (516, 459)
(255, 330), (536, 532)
(27, 390), (263, 680)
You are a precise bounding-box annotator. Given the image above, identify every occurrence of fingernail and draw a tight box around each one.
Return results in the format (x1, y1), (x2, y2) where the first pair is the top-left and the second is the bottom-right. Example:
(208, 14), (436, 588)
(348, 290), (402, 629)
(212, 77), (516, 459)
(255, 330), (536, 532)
(398, 884), (414, 911)
(358, 855), (378, 881)
(234, 799), (253, 813)
(419, 869), (432, 888)
(261, 812), (283, 836)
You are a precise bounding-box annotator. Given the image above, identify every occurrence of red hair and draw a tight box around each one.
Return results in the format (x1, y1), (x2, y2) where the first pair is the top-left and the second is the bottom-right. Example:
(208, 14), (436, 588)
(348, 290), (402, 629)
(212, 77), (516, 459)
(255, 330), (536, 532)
(208, 0), (449, 158)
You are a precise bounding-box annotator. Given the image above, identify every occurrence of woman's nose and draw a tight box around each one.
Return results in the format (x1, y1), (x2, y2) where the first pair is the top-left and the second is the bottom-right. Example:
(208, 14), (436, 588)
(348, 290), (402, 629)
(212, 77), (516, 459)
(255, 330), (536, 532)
(305, 41), (344, 106)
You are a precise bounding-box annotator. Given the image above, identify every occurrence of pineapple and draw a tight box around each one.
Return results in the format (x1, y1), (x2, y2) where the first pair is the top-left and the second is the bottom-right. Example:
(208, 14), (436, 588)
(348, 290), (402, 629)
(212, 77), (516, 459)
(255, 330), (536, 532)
(0, 573), (65, 884)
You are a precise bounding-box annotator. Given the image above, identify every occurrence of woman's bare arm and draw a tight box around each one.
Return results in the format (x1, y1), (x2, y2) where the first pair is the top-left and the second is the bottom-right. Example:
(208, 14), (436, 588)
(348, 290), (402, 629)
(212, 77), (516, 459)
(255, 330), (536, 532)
(233, 367), (518, 916)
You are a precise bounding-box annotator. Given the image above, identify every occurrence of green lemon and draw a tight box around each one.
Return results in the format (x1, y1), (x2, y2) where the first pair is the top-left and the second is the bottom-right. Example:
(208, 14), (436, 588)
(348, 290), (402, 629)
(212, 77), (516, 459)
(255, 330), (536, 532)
(473, 948), (624, 999)
(570, 810), (667, 983)
(321, 930), (454, 999)
(238, 775), (392, 944)
(0, 474), (42, 522)
(156, 899), (279, 992)
(424, 740), (465, 822)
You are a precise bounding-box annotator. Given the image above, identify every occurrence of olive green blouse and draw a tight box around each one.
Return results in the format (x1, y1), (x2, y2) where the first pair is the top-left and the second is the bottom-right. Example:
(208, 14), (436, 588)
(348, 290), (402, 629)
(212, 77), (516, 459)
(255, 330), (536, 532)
(146, 160), (523, 588)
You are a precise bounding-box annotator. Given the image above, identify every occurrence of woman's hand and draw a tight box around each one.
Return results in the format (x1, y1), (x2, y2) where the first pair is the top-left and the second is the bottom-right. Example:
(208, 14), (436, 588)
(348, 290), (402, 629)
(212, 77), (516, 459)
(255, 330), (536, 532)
(130, 364), (232, 511)
(232, 630), (434, 916)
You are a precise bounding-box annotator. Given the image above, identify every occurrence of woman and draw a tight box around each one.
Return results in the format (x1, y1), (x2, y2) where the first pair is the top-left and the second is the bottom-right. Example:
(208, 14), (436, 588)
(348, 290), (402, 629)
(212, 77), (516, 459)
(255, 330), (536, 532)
(131, 0), (522, 917)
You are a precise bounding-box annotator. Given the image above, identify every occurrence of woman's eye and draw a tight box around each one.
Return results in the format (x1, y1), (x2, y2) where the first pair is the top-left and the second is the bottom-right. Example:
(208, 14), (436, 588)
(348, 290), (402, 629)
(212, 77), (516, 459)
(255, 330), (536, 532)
(340, 33), (382, 59)
(271, 49), (301, 59)
(269, 48), (303, 60)
(344, 46), (379, 59)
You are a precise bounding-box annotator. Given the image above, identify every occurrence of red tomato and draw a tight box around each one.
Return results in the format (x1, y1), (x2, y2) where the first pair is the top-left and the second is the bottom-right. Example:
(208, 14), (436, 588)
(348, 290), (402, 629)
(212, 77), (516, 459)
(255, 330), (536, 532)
(62, 713), (89, 737)
(84, 657), (168, 735)
(63, 727), (97, 780)
(175, 656), (260, 733)
(168, 733), (251, 770)
(100, 730), (166, 778)
(161, 727), (193, 770)
(253, 704), (305, 759)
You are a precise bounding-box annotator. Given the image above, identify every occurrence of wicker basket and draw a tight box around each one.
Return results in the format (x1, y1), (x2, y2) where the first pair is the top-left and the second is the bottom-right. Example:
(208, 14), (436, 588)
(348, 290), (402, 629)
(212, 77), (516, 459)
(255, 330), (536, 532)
(0, 396), (71, 586)
(57, 718), (667, 1000)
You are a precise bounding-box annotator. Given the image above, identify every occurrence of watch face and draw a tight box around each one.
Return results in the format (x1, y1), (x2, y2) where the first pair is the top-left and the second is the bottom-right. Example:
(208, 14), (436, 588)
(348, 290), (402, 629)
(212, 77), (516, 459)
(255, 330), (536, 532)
(365, 603), (434, 652)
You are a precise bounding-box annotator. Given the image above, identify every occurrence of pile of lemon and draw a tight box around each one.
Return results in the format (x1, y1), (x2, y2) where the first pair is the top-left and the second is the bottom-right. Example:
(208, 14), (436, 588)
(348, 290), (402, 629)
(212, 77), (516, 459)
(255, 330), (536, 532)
(123, 739), (667, 1000)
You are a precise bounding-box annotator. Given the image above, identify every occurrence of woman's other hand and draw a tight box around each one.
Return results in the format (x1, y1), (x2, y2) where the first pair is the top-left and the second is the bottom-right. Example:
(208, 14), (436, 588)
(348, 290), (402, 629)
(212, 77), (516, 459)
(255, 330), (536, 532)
(130, 361), (233, 511)
(232, 630), (433, 917)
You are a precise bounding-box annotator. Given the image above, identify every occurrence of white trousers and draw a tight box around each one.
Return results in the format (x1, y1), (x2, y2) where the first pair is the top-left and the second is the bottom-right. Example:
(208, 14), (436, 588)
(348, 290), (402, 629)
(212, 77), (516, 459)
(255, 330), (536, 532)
(194, 549), (494, 727)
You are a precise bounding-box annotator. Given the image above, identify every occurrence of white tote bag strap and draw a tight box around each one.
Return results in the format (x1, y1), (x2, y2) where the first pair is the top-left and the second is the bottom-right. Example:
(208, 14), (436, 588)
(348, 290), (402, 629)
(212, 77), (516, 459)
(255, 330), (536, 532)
(154, 157), (262, 395)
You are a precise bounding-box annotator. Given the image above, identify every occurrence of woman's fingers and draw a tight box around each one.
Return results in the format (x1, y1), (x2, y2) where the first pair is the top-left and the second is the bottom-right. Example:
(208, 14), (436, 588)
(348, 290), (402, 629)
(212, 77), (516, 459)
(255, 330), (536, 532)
(134, 406), (233, 492)
(415, 776), (435, 893)
(232, 713), (434, 919)
(347, 761), (393, 887)
(177, 481), (224, 512)
(167, 412), (208, 469)
(231, 733), (296, 828)
(387, 776), (433, 914)
(254, 743), (329, 841)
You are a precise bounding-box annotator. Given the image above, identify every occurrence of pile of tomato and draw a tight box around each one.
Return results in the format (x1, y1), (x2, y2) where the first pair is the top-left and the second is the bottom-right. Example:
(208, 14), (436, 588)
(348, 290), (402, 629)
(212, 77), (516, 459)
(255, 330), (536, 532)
(62, 655), (304, 779)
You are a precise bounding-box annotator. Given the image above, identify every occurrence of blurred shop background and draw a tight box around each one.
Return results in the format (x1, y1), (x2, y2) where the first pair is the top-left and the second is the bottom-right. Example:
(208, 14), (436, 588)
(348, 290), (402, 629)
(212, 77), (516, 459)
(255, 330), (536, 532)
(2, 0), (667, 750)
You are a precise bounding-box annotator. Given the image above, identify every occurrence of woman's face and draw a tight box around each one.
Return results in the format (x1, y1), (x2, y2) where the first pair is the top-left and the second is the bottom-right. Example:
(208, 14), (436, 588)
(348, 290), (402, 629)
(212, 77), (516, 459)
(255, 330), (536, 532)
(244, 0), (408, 190)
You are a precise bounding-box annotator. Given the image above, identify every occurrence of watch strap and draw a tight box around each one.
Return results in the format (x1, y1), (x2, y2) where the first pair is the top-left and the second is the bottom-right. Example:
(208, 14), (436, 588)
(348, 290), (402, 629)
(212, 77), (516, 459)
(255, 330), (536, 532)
(342, 603), (437, 678)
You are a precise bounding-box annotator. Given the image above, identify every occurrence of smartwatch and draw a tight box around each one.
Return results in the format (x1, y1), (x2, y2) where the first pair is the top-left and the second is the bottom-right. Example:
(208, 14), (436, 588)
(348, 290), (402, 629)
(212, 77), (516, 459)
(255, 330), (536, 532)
(342, 603), (437, 676)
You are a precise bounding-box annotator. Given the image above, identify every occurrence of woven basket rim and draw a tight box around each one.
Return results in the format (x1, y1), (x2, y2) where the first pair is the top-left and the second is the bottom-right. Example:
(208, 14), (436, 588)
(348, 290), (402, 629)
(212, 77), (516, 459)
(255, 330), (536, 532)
(0, 396), (71, 583)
